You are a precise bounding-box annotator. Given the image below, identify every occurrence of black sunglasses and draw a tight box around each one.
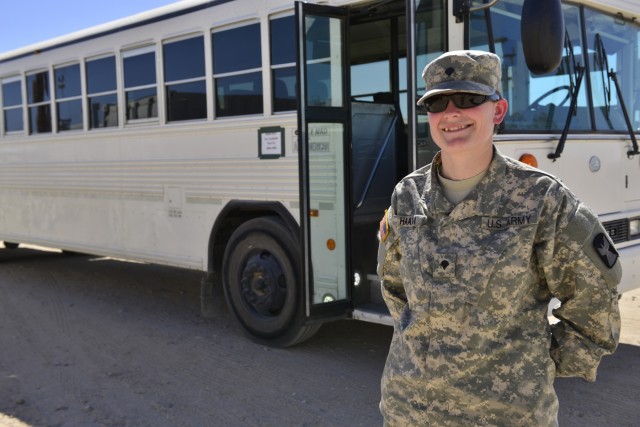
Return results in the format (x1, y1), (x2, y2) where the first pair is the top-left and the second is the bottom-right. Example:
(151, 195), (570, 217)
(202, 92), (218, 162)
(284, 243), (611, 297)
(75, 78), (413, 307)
(423, 93), (500, 113)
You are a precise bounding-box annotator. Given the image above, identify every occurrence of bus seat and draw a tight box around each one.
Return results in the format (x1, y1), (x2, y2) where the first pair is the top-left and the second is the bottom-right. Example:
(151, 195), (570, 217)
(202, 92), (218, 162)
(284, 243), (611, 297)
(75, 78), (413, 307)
(373, 92), (394, 104)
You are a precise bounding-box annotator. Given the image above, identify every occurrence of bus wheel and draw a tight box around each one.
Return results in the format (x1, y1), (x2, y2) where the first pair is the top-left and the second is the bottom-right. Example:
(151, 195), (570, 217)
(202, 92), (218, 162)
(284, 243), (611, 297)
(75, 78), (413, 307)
(222, 217), (319, 347)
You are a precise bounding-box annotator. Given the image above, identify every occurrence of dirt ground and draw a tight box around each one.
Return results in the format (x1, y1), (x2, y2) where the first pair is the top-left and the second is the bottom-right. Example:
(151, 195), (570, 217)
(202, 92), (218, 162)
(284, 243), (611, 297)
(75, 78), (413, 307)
(0, 245), (638, 427)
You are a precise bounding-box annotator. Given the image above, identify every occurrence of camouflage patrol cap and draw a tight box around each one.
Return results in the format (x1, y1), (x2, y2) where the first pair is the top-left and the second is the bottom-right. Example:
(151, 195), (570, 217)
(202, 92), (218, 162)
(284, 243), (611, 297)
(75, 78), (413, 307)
(417, 50), (501, 106)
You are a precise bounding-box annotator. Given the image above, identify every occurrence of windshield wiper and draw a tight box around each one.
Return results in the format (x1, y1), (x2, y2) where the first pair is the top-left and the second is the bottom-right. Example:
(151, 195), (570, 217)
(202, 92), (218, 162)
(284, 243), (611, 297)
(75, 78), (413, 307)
(548, 32), (584, 161)
(594, 33), (639, 158)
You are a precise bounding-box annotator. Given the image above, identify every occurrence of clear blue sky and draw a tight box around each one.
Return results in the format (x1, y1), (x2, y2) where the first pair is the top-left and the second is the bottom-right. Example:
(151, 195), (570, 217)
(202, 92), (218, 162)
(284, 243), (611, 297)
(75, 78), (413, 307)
(0, 0), (182, 54)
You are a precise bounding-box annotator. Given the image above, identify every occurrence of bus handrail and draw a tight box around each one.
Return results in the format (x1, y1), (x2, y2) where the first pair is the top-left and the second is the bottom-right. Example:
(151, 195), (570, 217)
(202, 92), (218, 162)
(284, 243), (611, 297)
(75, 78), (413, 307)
(355, 113), (398, 209)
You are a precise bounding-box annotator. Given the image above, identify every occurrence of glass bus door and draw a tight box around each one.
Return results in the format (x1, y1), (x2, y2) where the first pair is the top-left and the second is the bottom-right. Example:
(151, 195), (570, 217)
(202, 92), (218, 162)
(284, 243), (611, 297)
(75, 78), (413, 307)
(296, 2), (351, 318)
(296, 0), (442, 321)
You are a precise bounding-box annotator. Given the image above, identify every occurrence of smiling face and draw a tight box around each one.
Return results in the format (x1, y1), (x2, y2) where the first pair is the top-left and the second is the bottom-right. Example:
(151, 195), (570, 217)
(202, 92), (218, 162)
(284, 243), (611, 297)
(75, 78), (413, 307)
(428, 95), (508, 165)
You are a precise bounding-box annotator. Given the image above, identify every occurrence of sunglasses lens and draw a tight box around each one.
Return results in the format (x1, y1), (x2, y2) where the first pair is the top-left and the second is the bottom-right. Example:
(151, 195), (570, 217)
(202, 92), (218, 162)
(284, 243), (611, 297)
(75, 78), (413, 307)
(455, 94), (487, 108)
(468, 94), (493, 107)
(424, 93), (498, 112)
(425, 97), (449, 113)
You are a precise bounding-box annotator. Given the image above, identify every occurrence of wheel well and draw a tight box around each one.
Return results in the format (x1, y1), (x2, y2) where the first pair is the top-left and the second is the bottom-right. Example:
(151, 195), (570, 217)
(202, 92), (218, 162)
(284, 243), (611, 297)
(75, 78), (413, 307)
(207, 201), (299, 286)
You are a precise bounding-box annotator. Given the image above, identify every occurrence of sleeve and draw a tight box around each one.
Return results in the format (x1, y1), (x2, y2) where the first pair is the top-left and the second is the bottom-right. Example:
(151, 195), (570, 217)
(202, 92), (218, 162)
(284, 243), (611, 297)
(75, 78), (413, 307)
(377, 206), (407, 322)
(537, 198), (622, 382)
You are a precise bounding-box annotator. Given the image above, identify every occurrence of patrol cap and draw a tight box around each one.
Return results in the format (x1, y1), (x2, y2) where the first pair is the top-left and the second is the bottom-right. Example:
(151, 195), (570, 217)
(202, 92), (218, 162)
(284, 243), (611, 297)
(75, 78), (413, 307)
(417, 50), (502, 106)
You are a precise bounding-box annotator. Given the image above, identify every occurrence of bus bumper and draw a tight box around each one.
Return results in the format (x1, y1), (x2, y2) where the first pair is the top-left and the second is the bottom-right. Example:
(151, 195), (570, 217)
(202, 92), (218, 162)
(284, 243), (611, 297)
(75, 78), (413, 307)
(618, 244), (640, 294)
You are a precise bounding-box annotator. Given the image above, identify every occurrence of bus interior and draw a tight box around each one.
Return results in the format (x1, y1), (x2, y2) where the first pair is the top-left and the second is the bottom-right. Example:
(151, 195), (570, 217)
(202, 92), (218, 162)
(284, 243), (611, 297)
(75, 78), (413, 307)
(347, 0), (414, 314)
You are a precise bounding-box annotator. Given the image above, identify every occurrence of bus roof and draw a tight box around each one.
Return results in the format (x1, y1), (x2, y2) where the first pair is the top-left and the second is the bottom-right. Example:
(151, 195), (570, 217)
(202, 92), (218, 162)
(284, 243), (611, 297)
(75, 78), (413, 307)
(0, 0), (233, 64)
(0, 0), (638, 65)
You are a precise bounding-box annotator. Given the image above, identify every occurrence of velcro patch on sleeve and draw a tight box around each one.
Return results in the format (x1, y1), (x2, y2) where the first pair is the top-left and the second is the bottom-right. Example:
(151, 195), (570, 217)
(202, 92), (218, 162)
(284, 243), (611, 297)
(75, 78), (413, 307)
(379, 209), (390, 242)
(593, 232), (619, 269)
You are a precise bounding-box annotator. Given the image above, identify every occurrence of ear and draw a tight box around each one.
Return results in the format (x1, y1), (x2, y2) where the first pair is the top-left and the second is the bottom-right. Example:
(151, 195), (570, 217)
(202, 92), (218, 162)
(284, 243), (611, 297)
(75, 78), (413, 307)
(493, 98), (509, 124)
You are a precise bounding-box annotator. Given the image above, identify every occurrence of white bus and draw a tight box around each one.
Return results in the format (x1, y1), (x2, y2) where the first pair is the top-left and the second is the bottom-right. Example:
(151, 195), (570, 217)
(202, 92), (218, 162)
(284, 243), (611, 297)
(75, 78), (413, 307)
(0, 0), (638, 346)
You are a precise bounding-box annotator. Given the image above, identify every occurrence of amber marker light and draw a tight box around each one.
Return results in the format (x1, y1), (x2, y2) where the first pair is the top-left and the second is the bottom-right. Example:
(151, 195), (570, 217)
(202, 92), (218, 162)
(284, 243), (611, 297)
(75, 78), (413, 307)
(326, 239), (336, 251)
(309, 209), (319, 217)
(519, 153), (539, 168)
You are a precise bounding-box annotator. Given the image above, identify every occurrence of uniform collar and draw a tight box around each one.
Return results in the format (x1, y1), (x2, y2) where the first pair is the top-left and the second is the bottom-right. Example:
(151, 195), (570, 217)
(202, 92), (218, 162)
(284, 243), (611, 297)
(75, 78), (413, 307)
(422, 147), (507, 219)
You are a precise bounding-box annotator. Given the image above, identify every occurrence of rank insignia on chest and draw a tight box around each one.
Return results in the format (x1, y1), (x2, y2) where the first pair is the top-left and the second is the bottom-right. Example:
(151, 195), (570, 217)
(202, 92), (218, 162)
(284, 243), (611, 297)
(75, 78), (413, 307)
(434, 254), (456, 279)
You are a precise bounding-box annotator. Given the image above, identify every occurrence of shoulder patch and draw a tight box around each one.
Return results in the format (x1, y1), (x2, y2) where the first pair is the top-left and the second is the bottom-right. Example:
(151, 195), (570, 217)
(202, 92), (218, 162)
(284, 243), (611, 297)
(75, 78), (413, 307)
(593, 233), (619, 269)
(379, 209), (390, 242)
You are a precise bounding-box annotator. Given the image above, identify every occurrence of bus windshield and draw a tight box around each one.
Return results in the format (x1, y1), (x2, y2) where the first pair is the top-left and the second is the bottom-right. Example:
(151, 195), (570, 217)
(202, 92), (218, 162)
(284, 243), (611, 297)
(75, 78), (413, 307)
(470, 0), (640, 133)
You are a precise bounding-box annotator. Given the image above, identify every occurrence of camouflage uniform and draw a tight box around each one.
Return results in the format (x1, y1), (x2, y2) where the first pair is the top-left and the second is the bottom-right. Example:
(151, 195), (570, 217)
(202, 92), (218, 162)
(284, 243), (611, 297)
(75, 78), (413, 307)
(378, 149), (621, 426)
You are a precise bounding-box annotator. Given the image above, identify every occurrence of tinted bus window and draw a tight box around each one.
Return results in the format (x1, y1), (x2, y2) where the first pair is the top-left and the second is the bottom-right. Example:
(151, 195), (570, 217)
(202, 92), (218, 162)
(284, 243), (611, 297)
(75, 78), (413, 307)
(270, 15), (296, 112)
(86, 56), (117, 94)
(2, 78), (23, 133)
(166, 80), (207, 122)
(164, 36), (207, 122)
(55, 63), (83, 131)
(213, 23), (263, 117)
(54, 64), (81, 98)
(2, 79), (22, 106)
(86, 56), (118, 129)
(164, 36), (205, 81)
(213, 24), (261, 73)
(123, 47), (157, 120)
(27, 71), (52, 134)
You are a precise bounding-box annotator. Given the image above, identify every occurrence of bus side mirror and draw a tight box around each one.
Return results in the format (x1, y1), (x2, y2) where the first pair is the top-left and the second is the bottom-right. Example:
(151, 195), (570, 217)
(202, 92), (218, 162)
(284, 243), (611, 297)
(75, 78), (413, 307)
(521, 0), (565, 75)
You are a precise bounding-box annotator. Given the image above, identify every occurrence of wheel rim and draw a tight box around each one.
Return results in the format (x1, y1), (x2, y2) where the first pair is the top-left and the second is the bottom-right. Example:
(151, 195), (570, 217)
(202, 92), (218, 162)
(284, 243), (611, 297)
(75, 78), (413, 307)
(239, 250), (287, 317)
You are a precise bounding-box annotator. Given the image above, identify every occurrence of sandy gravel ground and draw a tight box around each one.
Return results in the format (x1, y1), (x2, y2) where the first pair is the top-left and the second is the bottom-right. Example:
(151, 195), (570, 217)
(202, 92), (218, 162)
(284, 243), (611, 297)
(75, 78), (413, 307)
(0, 245), (638, 426)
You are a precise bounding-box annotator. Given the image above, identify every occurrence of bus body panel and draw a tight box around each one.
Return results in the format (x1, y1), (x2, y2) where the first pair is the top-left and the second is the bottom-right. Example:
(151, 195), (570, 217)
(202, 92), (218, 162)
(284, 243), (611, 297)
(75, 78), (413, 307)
(0, 117), (299, 270)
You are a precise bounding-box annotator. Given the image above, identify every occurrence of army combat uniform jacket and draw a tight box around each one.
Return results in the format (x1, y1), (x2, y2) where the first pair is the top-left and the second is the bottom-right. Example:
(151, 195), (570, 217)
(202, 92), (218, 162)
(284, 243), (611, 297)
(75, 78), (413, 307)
(378, 149), (621, 426)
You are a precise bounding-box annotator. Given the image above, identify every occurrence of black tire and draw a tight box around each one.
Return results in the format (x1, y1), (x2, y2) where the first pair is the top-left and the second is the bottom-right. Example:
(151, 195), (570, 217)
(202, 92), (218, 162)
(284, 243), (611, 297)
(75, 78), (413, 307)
(3, 242), (19, 249)
(222, 217), (319, 347)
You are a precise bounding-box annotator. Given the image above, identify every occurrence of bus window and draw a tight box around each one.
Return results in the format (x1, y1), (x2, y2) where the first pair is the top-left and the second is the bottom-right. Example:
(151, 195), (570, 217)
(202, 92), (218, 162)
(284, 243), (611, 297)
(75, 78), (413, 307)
(304, 16), (343, 108)
(213, 23), (263, 117)
(163, 35), (207, 122)
(350, 19), (391, 102)
(270, 15), (296, 113)
(54, 63), (83, 132)
(123, 46), (158, 121)
(350, 14), (408, 118)
(26, 71), (52, 134)
(86, 56), (118, 129)
(2, 77), (23, 133)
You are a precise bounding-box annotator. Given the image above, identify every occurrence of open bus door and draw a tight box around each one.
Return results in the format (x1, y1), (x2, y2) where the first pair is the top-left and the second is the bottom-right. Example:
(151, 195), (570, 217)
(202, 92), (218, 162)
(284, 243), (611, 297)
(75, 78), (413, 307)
(295, 2), (352, 320)
(296, 0), (411, 325)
